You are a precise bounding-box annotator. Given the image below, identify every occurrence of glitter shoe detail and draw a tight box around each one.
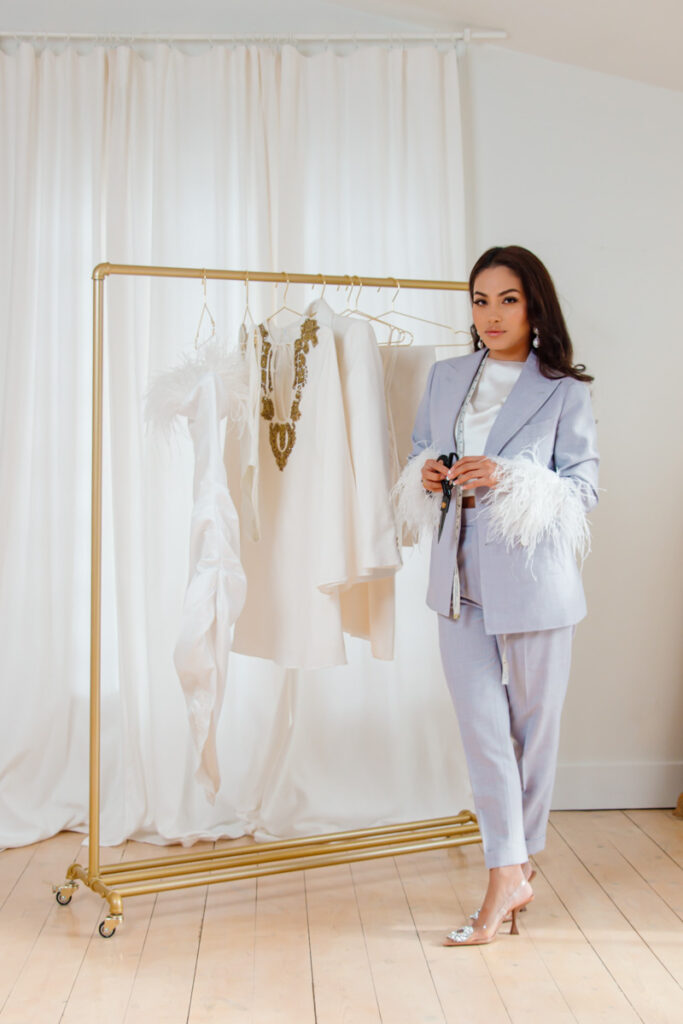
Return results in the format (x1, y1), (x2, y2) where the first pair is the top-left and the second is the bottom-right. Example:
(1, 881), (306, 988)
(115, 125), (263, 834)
(446, 925), (475, 943)
(443, 879), (534, 947)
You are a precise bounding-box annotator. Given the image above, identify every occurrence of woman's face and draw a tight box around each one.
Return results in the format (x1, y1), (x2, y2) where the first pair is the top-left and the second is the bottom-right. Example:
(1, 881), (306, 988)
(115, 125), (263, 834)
(472, 265), (532, 361)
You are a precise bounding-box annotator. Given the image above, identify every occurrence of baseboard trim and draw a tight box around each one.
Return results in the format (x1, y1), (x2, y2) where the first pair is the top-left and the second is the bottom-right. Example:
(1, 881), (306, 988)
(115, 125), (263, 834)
(552, 761), (683, 810)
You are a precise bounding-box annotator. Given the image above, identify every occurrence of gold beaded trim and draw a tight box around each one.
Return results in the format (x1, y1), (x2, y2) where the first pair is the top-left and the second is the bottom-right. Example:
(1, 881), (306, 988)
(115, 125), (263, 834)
(259, 317), (319, 471)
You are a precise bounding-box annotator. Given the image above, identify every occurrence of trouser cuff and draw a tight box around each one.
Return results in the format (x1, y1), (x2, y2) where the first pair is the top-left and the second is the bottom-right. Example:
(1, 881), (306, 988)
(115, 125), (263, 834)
(483, 842), (529, 869)
(525, 834), (546, 857)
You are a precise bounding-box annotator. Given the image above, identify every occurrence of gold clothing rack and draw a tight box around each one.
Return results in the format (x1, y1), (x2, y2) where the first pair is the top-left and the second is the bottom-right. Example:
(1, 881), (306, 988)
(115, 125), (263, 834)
(53, 261), (479, 938)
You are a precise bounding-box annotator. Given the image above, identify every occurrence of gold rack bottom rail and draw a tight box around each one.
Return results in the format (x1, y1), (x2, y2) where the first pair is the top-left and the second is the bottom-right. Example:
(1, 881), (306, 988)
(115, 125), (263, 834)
(55, 812), (480, 937)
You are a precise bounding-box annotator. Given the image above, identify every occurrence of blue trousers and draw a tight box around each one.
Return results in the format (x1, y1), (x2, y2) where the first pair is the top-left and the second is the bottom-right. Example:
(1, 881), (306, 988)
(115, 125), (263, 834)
(438, 506), (574, 868)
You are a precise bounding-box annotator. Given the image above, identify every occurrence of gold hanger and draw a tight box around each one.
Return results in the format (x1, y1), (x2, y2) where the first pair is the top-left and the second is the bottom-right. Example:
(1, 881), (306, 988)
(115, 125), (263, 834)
(377, 280), (471, 347)
(338, 277), (414, 345)
(238, 272), (259, 354)
(266, 272), (303, 328)
(337, 276), (361, 316)
(193, 271), (217, 349)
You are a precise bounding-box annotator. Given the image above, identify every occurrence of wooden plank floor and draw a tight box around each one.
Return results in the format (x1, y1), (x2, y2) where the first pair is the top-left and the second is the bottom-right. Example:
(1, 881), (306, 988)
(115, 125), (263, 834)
(1, 811), (682, 1024)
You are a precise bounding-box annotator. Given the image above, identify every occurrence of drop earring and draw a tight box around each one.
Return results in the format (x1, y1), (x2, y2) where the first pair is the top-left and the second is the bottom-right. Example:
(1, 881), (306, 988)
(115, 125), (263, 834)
(472, 326), (485, 350)
(532, 328), (540, 349)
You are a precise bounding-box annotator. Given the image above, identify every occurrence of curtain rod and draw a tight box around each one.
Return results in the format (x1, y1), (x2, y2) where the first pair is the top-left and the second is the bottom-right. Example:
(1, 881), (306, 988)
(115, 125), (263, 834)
(1, 29), (506, 47)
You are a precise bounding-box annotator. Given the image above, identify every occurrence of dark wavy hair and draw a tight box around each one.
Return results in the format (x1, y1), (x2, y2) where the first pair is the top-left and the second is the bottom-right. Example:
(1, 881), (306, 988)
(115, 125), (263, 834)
(469, 246), (593, 382)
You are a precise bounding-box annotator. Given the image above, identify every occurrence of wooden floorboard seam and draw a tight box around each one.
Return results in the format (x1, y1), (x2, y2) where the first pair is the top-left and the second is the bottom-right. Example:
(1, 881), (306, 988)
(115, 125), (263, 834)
(0, 845), (37, 913)
(0, 885), (53, 1014)
(186, 884), (210, 1024)
(439, 854), (515, 1023)
(549, 821), (645, 930)
(55, 852), (124, 1024)
(555, 823), (683, 994)
(490, 862), (582, 1024)
(56, 912), (101, 1024)
(121, 891), (159, 1024)
(524, 863), (603, 1024)
(249, 876), (258, 1016)
(303, 873), (319, 1024)
(609, 839), (683, 925)
(349, 864), (387, 1024)
(520, 870), (580, 1020)
(551, 814), (683, 1015)
(393, 856), (450, 1024)
(541, 825), (647, 1023)
(624, 810), (683, 868)
(599, 842), (683, 995)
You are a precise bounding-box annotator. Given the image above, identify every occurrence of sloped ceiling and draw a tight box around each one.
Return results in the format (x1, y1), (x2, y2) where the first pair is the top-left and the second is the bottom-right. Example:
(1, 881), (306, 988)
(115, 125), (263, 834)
(3, 0), (681, 91)
(347, 0), (682, 92)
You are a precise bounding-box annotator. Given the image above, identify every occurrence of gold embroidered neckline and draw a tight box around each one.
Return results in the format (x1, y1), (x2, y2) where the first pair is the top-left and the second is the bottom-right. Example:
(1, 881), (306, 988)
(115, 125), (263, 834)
(259, 317), (320, 471)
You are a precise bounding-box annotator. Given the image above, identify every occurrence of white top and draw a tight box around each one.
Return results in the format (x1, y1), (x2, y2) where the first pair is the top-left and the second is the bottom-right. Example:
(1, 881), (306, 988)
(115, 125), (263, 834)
(380, 343), (437, 485)
(462, 357), (524, 495)
(145, 344), (248, 801)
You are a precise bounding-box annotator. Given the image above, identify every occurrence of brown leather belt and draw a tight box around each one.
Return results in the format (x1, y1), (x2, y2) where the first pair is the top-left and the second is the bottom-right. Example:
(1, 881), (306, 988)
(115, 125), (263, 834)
(462, 496), (476, 508)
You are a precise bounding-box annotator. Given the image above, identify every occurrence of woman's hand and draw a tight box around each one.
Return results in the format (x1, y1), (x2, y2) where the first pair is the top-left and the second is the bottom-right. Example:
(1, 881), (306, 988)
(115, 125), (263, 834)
(421, 458), (448, 493)
(447, 456), (499, 490)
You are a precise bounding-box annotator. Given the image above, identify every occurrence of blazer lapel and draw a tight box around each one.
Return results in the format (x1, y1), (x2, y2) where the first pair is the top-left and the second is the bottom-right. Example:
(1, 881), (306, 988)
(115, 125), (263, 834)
(436, 350), (486, 446)
(485, 352), (562, 456)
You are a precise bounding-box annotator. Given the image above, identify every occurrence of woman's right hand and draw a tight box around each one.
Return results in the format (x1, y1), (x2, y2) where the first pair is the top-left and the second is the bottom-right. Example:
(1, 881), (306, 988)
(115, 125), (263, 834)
(421, 458), (448, 493)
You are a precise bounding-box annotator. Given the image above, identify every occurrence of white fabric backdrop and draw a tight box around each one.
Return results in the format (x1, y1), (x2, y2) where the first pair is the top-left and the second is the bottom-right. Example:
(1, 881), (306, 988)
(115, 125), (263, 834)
(0, 41), (473, 845)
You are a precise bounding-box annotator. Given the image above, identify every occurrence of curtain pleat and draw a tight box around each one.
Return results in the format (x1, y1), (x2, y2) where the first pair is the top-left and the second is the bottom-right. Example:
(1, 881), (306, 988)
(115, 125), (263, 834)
(0, 42), (472, 846)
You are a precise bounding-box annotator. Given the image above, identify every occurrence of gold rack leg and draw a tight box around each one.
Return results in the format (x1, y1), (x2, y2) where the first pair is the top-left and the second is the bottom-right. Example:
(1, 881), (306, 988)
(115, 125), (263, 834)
(88, 275), (104, 880)
(55, 862), (124, 937)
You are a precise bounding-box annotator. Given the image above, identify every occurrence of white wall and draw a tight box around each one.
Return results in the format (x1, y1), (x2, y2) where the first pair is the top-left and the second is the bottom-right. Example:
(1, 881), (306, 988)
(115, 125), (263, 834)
(462, 45), (683, 807)
(0, 0), (420, 36)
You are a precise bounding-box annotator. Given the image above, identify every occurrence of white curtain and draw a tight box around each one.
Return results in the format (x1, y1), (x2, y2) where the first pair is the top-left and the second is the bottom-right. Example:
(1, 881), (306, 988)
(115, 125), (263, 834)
(0, 41), (472, 846)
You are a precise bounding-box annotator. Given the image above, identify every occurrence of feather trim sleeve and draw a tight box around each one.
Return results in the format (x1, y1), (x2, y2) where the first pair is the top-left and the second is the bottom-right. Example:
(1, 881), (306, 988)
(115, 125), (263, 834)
(144, 343), (249, 436)
(391, 445), (441, 543)
(481, 448), (592, 562)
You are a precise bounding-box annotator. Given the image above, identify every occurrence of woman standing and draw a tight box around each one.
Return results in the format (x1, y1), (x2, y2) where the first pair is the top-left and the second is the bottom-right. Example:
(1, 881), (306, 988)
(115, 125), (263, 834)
(399, 245), (599, 946)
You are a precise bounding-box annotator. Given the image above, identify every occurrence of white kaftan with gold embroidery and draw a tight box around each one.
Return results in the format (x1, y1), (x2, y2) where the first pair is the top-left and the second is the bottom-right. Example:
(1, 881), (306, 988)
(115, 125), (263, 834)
(229, 308), (400, 669)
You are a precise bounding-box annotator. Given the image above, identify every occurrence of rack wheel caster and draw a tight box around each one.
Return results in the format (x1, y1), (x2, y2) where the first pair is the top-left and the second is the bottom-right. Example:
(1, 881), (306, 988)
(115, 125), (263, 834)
(54, 883), (78, 906)
(98, 915), (122, 938)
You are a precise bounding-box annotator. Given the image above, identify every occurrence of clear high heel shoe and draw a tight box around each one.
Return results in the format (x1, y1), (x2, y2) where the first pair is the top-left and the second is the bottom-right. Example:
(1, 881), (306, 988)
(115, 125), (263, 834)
(445, 879), (534, 946)
(470, 867), (536, 922)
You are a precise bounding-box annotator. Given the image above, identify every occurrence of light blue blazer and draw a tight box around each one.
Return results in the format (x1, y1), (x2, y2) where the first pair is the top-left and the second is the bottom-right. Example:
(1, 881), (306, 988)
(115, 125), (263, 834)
(410, 349), (599, 634)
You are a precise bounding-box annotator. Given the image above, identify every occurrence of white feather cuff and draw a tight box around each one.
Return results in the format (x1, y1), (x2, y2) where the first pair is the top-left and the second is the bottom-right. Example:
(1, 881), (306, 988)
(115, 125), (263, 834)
(145, 342), (249, 437)
(482, 448), (592, 562)
(391, 446), (441, 543)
